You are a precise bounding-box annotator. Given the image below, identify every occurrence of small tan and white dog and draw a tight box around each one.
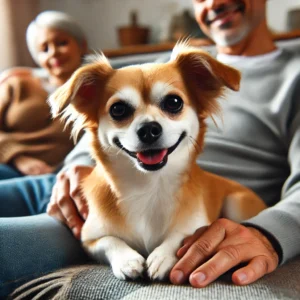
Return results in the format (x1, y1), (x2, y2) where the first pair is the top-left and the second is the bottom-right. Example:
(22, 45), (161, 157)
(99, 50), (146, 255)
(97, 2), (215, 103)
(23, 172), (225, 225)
(49, 44), (266, 282)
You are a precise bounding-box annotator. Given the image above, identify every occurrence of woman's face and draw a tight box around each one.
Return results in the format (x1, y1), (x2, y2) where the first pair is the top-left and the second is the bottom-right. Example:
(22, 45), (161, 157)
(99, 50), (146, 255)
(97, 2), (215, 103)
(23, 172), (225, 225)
(36, 27), (85, 84)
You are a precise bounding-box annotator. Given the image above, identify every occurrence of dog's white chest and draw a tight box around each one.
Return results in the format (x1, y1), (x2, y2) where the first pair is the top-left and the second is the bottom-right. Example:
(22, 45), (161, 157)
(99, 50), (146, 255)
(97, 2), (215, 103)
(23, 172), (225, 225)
(118, 176), (178, 254)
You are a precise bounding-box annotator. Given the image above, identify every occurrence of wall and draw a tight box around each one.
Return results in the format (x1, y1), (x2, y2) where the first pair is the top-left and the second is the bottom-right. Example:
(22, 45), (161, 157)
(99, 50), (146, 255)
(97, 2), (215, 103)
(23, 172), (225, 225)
(39, 0), (300, 51)
(267, 0), (300, 32)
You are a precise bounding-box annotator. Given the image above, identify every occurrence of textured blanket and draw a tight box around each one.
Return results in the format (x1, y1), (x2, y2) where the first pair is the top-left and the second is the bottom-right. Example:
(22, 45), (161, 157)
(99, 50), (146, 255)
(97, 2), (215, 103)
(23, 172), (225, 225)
(10, 256), (300, 300)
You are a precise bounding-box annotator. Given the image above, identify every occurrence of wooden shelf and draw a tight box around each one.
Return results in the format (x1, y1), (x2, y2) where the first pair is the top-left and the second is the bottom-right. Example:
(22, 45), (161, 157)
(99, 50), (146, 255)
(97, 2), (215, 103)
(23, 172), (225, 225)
(272, 29), (300, 41)
(102, 30), (300, 58)
(102, 39), (212, 58)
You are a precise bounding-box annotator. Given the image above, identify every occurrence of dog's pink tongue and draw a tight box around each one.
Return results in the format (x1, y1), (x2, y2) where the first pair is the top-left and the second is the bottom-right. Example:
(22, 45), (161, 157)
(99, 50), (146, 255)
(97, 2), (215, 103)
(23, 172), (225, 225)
(137, 149), (168, 165)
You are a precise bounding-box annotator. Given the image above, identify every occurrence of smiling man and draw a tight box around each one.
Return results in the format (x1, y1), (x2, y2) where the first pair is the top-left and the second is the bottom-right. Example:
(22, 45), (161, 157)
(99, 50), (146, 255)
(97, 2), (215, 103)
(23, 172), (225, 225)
(170, 0), (300, 288)
(194, 0), (276, 55)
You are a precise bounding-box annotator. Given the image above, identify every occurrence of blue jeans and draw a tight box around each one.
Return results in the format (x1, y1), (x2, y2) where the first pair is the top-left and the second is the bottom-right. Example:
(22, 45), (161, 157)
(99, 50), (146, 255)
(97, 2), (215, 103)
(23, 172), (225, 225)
(0, 174), (90, 299)
(0, 163), (22, 180)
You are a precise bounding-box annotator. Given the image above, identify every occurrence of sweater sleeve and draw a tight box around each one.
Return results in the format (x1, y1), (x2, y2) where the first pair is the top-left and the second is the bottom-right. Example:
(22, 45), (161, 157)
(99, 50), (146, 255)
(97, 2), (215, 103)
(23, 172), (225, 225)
(0, 68), (34, 129)
(60, 133), (95, 172)
(0, 72), (75, 166)
(0, 82), (12, 130)
(0, 119), (74, 165)
(243, 74), (300, 264)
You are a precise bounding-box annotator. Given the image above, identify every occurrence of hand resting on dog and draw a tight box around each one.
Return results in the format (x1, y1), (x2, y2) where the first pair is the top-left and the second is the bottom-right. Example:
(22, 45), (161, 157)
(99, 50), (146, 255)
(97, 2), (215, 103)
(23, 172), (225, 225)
(170, 218), (279, 287)
(47, 165), (93, 239)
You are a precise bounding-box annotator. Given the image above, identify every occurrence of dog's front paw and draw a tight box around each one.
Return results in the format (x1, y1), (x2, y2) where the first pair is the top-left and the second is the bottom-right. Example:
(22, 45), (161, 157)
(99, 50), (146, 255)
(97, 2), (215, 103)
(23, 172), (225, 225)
(146, 247), (178, 281)
(111, 248), (145, 280)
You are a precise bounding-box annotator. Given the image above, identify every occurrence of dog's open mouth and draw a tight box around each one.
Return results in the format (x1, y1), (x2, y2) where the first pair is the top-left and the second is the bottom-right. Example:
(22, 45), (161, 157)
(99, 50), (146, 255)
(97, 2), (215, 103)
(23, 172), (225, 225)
(113, 132), (186, 171)
(137, 149), (168, 165)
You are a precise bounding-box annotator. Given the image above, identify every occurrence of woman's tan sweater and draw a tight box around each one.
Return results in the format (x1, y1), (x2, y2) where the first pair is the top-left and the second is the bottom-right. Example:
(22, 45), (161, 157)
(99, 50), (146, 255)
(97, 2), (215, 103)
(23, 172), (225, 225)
(0, 70), (74, 168)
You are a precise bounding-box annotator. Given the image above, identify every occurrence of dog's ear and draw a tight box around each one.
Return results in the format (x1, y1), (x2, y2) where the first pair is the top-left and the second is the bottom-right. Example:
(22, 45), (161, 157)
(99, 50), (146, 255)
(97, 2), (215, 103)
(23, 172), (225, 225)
(49, 54), (113, 120)
(170, 45), (240, 116)
(48, 54), (113, 138)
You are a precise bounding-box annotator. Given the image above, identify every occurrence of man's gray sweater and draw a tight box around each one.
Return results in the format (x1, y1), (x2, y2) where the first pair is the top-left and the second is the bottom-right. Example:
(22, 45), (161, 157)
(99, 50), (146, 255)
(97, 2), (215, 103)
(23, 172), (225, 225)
(198, 50), (300, 263)
(63, 49), (300, 264)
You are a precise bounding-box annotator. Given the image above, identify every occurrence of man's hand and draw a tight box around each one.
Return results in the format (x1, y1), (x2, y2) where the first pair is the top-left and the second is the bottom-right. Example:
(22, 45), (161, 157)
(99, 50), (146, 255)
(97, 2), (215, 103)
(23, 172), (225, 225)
(13, 155), (54, 175)
(47, 165), (93, 239)
(170, 218), (279, 287)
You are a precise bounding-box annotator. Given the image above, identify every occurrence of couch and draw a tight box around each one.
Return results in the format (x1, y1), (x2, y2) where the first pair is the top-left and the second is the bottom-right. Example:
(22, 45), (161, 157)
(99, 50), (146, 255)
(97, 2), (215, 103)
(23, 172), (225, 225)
(10, 35), (300, 300)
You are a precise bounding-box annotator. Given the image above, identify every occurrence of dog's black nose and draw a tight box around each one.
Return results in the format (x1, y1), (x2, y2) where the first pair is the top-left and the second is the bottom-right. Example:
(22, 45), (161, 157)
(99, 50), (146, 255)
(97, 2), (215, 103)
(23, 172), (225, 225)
(137, 121), (162, 144)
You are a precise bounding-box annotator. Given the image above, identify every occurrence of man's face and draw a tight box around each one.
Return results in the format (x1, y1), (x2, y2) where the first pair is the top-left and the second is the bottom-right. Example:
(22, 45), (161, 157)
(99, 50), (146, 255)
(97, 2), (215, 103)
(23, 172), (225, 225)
(193, 0), (267, 47)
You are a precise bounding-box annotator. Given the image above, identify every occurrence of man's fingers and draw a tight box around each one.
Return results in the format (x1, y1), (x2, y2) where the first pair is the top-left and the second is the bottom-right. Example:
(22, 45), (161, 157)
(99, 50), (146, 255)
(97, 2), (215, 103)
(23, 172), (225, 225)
(47, 200), (65, 223)
(68, 172), (88, 220)
(47, 185), (66, 223)
(232, 255), (276, 285)
(176, 241), (194, 259)
(75, 195), (88, 220)
(69, 184), (88, 220)
(56, 176), (84, 239)
(170, 221), (228, 285)
(46, 167), (94, 239)
(171, 220), (279, 287)
(189, 244), (244, 287)
(66, 215), (83, 239)
(177, 226), (208, 258)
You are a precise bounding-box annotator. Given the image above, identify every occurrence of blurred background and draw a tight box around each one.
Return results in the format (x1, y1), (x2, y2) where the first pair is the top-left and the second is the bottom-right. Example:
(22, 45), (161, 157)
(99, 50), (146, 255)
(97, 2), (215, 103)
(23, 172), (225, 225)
(0, 0), (299, 70)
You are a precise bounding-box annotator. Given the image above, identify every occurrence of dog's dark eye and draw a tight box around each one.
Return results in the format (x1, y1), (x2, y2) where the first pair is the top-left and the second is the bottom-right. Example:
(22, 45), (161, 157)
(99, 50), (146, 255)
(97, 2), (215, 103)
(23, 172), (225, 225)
(110, 101), (134, 121)
(161, 95), (183, 114)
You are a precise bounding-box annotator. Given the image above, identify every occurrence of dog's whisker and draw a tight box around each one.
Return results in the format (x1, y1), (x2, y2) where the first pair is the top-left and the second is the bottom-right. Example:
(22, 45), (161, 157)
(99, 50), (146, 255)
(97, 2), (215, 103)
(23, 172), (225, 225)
(188, 136), (200, 152)
(187, 139), (191, 158)
(193, 138), (202, 152)
(164, 78), (182, 90)
(101, 144), (111, 150)
(189, 138), (199, 152)
(188, 139), (197, 153)
(116, 146), (125, 156)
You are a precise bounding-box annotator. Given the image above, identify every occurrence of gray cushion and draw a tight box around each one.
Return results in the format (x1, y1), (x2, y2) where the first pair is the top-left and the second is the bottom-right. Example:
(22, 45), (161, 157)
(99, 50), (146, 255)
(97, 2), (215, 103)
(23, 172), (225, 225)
(11, 255), (300, 300)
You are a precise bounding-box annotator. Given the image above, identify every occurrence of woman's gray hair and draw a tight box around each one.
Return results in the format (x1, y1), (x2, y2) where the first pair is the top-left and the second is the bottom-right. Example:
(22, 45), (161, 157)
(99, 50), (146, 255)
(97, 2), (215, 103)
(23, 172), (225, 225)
(26, 11), (87, 65)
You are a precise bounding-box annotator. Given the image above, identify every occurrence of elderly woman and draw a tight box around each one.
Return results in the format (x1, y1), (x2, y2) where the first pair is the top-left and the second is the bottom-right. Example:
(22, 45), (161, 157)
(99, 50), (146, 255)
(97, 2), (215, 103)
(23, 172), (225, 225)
(0, 11), (88, 179)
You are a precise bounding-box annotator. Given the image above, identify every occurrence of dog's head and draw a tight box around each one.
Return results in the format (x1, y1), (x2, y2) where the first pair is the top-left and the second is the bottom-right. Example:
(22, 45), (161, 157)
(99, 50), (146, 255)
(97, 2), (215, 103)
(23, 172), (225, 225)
(49, 44), (240, 173)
